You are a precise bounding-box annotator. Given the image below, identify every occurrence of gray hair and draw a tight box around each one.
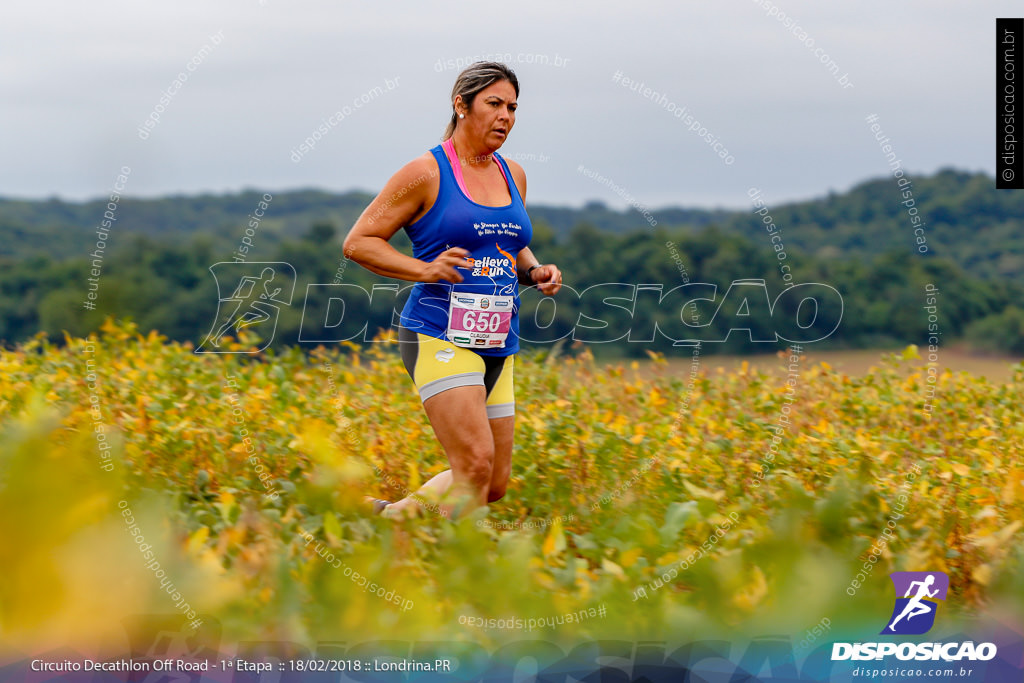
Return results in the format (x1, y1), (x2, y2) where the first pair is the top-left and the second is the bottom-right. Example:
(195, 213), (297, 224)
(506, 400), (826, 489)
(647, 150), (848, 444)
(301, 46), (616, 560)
(442, 61), (520, 140)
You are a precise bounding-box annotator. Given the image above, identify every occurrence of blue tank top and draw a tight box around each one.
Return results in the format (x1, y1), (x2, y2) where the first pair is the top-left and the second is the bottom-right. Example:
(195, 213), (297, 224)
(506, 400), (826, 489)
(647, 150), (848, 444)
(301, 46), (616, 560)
(399, 144), (533, 356)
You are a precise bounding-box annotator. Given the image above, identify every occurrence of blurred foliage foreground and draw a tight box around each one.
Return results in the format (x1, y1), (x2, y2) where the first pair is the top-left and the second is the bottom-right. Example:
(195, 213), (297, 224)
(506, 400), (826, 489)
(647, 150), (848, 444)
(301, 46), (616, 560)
(1, 320), (1022, 662)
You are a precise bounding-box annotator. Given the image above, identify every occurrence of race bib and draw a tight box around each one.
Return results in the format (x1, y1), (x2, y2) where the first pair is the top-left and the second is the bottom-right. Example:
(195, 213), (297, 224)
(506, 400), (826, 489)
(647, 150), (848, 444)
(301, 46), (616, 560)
(446, 292), (513, 348)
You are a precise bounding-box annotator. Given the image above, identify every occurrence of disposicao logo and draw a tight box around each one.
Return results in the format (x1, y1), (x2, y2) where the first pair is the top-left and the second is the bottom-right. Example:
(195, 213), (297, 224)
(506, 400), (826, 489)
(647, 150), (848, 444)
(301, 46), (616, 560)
(882, 571), (947, 635)
(831, 570), (997, 663)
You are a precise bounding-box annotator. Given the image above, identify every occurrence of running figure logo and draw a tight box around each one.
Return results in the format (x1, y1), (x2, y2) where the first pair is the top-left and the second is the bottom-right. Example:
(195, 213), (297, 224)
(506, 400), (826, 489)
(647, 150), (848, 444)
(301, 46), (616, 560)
(881, 571), (949, 635)
(196, 262), (295, 354)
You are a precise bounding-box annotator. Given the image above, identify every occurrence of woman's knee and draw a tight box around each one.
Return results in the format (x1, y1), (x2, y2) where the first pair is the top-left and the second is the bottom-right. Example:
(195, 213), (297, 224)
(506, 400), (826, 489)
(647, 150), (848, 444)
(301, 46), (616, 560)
(455, 443), (495, 487)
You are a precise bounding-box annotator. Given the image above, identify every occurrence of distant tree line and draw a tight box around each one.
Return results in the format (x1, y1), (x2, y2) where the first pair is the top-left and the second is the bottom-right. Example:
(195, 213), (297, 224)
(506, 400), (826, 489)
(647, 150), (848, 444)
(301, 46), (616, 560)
(3, 220), (1021, 357)
(1, 167), (1022, 355)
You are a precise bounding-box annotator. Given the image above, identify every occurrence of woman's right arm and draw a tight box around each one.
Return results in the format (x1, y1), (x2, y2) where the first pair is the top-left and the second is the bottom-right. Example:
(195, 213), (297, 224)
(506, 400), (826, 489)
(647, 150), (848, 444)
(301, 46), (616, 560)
(343, 155), (472, 283)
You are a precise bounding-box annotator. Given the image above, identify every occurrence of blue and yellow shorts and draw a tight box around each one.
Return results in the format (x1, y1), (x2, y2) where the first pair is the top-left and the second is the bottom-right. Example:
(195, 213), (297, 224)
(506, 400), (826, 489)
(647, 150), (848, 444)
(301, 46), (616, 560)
(397, 325), (515, 419)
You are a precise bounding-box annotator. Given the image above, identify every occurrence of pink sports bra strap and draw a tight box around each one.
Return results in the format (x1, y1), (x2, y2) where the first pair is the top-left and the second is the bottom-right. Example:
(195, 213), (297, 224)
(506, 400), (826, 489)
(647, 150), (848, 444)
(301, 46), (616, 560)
(441, 137), (508, 199)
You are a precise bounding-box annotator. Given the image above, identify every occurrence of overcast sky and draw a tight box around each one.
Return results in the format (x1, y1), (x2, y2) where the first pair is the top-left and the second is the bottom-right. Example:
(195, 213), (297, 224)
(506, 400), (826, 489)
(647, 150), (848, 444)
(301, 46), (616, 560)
(1, 1), (1013, 210)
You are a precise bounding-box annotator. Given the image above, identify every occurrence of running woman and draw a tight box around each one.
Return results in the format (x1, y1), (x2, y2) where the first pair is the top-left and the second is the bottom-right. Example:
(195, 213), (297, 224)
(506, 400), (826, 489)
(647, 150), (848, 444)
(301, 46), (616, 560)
(343, 62), (562, 518)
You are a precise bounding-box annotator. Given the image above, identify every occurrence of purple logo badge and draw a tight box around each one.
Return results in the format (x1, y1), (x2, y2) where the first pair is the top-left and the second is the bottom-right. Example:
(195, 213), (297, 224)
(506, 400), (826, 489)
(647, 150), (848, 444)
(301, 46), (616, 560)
(881, 571), (949, 635)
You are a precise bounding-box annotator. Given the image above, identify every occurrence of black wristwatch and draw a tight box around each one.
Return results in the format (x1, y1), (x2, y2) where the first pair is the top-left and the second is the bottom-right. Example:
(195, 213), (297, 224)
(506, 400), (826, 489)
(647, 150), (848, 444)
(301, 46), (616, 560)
(526, 264), (543, 281)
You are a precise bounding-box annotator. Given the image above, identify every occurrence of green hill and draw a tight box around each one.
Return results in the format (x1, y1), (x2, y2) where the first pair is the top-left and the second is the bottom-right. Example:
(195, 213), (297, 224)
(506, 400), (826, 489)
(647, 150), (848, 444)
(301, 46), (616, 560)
(2, 168), (1022, 355)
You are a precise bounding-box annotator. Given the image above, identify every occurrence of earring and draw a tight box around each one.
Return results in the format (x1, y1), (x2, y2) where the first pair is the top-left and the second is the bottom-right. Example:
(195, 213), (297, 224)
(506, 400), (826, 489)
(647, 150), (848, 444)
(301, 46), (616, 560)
(459, 114), (465, 119)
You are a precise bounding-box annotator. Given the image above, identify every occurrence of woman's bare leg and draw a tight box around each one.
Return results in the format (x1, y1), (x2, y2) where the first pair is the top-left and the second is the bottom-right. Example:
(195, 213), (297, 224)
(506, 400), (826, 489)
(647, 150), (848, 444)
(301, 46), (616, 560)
(383, 385), (492, 518)
(382, 402), (515, 518)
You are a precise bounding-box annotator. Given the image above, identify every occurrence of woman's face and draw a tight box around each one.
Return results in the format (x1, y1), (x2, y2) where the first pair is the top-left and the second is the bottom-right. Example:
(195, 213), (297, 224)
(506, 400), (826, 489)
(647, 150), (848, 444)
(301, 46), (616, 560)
(457, 79), (517, 150)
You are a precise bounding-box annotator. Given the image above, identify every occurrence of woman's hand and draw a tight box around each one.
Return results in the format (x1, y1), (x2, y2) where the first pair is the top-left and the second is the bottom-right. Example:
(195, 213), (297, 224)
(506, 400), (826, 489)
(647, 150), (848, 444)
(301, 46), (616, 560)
(420, 247), (474, 283)
(529, 263), (562, 296)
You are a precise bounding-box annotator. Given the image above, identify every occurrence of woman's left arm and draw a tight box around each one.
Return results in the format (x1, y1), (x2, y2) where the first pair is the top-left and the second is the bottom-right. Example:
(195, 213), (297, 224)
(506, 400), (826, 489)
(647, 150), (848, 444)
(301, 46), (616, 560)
(517, 247), (562, 296)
